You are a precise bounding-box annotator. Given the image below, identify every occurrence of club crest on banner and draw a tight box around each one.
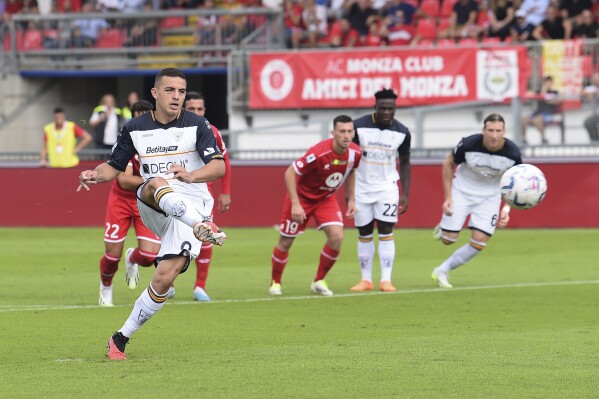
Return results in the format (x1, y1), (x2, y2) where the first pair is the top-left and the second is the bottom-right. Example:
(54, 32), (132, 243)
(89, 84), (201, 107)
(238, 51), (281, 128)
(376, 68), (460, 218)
(260, 59), (294, 101)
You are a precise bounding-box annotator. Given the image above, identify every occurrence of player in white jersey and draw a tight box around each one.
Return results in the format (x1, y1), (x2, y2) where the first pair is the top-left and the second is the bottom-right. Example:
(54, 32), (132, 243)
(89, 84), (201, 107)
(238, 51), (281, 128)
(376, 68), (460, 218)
(431, 113), (522, 288)
(77, 68), (227, 360)
(350, 88), (412, 293)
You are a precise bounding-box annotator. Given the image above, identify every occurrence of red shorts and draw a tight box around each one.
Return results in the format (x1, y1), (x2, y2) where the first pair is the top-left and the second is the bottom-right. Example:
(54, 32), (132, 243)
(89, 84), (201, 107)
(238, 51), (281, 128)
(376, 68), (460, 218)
(279, 194), (343, 237)
(103, 190), (160, 244)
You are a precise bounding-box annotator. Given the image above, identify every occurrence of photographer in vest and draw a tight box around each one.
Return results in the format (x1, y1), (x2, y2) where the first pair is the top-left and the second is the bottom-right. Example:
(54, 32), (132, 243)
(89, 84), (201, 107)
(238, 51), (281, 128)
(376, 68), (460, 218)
(40, 107), (92, 168)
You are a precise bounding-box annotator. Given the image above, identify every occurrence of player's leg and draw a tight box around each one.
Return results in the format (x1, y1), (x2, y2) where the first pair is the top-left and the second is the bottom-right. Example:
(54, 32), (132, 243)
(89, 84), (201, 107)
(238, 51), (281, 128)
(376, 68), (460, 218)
(139, 178), (226, 245)
(433, 193), (498, 287)
(373, 188), (400, 292)
(351, 198), (376, 291)
(311, 197), (345, 296)
(269, 195), (307, 295)
(124, 205), (161, 289)
(194, 242), (212, 302)
(432, 189), (471, 288)
(99, 195), (131, 305)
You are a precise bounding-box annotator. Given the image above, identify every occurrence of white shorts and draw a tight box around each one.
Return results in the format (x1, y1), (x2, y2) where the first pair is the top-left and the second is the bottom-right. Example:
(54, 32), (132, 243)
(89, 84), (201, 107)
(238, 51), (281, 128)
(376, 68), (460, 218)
(354, 186), (399, 227)
(136, 184), (213, 264)
(440, 187), (501, 236)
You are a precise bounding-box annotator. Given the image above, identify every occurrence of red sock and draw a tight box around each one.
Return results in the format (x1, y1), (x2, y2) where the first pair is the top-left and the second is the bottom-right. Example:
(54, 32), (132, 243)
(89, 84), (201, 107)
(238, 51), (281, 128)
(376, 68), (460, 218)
(100, 254), (120, 286)
(129, 248), (158, 267)
(315, 245), (339, 282)
(195, 243), (212, 288)
(271, 247), (289, 284)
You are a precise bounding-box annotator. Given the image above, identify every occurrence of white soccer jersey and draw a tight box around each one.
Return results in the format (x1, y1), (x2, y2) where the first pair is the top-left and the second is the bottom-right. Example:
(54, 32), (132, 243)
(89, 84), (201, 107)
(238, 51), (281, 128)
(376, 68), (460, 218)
(353, 114), (411, 194)
(107, 110), (224, 203)
(452, 134), (522, 197)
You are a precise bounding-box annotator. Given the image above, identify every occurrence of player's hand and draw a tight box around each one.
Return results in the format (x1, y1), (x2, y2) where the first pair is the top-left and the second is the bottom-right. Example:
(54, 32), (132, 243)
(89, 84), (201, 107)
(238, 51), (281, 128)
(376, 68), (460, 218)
(442, 198), (453, 216)
(77, 170), (98, 191)
(346, 199), (357, 218)
(168, 165), (193, 183)
(398, 197), (409, 214)
(498, 209), (510, 228)
(291, 202), (306, 223)
(218, 193), (231, 213)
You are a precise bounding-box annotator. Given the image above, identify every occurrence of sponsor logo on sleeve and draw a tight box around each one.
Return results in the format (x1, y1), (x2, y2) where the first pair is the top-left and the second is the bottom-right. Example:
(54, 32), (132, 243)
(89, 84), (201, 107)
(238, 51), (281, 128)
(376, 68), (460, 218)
(306, 153), (316, 163)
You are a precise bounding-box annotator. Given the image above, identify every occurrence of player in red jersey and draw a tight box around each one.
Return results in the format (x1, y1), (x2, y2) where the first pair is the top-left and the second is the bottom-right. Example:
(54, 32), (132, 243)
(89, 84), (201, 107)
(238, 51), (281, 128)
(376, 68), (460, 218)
(269, 115), (362, 296)
(98, 100), (161, 307)
(182, 91), (232, 302)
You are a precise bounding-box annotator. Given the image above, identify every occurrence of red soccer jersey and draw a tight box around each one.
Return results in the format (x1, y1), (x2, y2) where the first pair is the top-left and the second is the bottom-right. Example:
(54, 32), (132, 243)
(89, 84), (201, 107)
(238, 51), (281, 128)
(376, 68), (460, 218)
(208, 124), (231, 195)
(110, 154), (141, 198)
(292, 138), (361, 202)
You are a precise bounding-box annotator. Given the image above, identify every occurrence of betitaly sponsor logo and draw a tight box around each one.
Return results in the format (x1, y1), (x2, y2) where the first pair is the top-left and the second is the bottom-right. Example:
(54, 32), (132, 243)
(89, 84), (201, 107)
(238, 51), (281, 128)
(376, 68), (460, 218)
(146, 145), (179, 154)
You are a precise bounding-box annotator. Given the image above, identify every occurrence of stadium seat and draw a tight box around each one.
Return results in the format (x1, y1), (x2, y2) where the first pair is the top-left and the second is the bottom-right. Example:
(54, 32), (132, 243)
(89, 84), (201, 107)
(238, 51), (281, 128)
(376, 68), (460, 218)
(416, 39), (434, 47)
(159, 16), (187, 29)
(458, 38), (477, 46)
(415, 18), (437, 40)
(482, 37), (501, 44)
(582, 55), (593, 78)
(436, 38), (455, 47)
(21, 29), (43, 51)
(440, 0), (456, 18)
(477, 10), (489, 26)
(437, 17), (451, 33)
(96, 29), (125, 48)
(420, 0), (440, 18)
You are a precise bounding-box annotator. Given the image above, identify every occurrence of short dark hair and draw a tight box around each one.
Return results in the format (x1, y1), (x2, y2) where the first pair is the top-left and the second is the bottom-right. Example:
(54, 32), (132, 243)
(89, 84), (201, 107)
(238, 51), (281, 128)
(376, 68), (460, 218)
(185, 91), (204, 102)
(333, 114), (353, 126)
(155, 67), (186, 86)
(131, 100), (154, 116)
(53, 107), (64, 114)
(374, 88), (398, 101)
(483, 113), (505, 127)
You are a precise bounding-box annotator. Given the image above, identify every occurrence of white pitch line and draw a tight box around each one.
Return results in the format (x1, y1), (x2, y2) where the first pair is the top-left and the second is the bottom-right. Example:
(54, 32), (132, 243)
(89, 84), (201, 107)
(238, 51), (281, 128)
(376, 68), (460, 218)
(2, 279), (599, 313)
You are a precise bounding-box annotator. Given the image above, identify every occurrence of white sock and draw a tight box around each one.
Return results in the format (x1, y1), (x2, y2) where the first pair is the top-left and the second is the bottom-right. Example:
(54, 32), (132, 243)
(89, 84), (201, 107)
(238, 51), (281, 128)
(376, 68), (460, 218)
(119, 283), (167, 338)
(357, 235), (374, 282)
(378, 235), (395, 282)
(154, 185), (205, 228)
(437, 240), (484, 273)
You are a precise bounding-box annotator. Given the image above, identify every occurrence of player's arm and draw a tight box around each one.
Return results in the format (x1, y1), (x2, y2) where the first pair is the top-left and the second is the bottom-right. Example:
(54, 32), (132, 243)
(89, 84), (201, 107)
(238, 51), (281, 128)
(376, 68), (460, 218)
(217, 152), (232, 213)
(78, 162), (121, 191)
(442, 152), (457, 216)
(116, 163), (143, 192)
(345, 169), (357, 218)
(398, 153), (411, 214)
(284, 165), (306, 223)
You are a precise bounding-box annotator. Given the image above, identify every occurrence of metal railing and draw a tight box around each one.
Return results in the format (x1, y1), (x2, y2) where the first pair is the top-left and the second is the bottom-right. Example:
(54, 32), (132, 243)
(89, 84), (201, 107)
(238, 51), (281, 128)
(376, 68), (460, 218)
(2, 8), (284, 72)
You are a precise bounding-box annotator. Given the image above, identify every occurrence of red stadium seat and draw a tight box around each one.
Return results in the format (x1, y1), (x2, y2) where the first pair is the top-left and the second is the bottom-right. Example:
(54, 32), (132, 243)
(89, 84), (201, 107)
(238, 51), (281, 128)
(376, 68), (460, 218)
(440, 0), (456, 18)
(582, 55), (593, 78)
(21, 29), (43, 50)
(96, 29), (124, 48)
(477, 10), (489, 26)
(415, 18), (437, 40)
(160, 16), (186, 29)
(416, 39), (434, 47)
(437, 17), (451, 33)
(458, 38), (477, 46)
(420, 0), (440, 18)
(436, 38), (456, 47)
(482, 36), (501, 44)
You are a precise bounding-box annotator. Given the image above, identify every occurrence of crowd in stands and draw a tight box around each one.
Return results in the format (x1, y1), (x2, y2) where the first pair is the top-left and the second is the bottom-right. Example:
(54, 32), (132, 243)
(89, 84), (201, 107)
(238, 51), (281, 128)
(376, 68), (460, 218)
(1, 0), (598, 51)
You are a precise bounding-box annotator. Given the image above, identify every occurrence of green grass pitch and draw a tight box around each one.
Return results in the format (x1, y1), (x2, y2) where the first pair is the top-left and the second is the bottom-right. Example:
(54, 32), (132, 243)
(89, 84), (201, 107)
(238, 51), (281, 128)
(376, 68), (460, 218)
(1, 227), (598, 398)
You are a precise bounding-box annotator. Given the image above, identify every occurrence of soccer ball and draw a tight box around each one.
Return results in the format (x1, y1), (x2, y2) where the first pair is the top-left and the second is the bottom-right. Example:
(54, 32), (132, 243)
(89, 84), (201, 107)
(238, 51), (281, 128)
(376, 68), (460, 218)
(500, 164), (547, 210)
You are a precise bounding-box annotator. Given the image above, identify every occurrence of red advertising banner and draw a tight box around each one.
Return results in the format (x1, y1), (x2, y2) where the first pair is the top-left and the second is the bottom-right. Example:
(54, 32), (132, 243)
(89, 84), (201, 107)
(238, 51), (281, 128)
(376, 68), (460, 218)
(249, 47), (528, 109)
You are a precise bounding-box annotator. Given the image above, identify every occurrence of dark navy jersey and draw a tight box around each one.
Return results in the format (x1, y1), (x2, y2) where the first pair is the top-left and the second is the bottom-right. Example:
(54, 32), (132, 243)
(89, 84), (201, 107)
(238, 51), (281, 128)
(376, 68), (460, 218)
(352, 113), (411, 192)
(453, 133), (522, 196)
(107, 110), (224, 176)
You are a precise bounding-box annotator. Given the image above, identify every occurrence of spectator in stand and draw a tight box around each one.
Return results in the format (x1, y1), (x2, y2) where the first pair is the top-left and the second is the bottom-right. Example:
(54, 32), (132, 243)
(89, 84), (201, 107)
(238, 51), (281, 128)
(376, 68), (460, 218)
(385, 9), (417, 46)
(72, 1), (110, 47)
(559, 0), (592, 25)
(533, 4), (571, 40)
(519, 0), (550, 27)
(344, 0), (380, 39)
(5, 0), (24, 16)
(439, 0), (480, 40)
(364, 19), (385, 46)
(194, 0), (217, 45)
(572, 9), (598, 39)
(284, 0), (304, 48)
(581, 72), (599, 143)
(329, 16), (360, 47)
(383, 0), (429, 26)
(510, 8), (535, 41)
(486, 0), (515, 41)
(521, 75), (561, 145)
(301, 0), (327, 47)
(97, 0), (120, 12)
(56, 0), (81, 12)
(220, 0), (247, 44)
(120, 0), (145, 12)
(124, 1), (157, 47)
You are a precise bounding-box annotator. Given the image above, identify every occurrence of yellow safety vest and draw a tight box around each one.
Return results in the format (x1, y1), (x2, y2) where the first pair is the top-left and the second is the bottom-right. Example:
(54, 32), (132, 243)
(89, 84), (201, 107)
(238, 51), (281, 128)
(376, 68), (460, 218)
(44, 121), (79, 168)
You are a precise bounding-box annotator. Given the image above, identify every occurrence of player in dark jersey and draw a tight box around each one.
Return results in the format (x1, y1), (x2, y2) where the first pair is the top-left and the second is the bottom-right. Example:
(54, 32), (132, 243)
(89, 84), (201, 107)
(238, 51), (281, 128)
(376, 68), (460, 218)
(432, 113), (522, 288)
(78, 68), (226, 360)
(98, 100), (160, 307)
(269, 115), (362, 297)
